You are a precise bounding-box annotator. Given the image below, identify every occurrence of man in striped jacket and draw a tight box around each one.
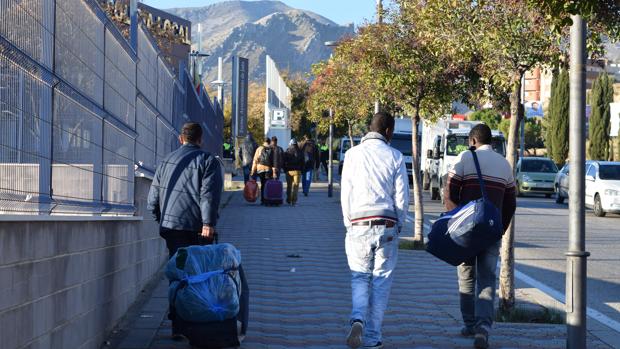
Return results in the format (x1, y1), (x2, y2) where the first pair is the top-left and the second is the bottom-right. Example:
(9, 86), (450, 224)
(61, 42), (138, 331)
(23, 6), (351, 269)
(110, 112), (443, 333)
(444, 124), (516, 349)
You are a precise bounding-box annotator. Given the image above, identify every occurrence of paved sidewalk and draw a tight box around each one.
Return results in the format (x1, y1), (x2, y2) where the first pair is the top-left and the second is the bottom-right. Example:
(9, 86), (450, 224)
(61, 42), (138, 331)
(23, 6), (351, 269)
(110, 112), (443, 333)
(109, 185), (612, 349)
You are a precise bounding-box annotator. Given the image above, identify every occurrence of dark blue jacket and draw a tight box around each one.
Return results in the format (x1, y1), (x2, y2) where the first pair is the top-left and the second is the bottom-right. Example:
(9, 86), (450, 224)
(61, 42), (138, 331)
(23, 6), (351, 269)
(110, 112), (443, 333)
(147, 144), (223, 231)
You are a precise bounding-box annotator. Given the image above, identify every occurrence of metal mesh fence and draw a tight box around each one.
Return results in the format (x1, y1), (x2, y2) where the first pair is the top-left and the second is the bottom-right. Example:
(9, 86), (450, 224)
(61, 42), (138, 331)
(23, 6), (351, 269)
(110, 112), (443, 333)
(54, 0), (105, 105)
(0, 0), (54, 68)
(0, 54), (53, 214)
(104, 28), (136, 129)
(0, 0), (224, 216)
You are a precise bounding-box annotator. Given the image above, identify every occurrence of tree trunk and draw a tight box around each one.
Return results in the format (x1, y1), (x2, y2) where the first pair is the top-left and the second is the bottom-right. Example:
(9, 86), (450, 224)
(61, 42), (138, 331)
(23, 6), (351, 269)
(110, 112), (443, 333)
(499, 74), (522, 312)
(348, 120), (354, 147)
(411, 110), (424, 246)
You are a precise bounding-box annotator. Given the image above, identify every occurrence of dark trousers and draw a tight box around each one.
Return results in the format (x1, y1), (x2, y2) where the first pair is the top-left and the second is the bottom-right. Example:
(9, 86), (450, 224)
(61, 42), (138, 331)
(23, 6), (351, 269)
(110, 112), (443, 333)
(258, 171), (272, 203)
(160, 228), (212, 259)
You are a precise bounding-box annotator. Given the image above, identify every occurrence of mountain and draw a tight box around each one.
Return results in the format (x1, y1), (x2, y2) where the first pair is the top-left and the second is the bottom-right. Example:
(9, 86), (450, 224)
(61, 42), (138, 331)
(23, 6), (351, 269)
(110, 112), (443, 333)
(166, 1), (354, 83)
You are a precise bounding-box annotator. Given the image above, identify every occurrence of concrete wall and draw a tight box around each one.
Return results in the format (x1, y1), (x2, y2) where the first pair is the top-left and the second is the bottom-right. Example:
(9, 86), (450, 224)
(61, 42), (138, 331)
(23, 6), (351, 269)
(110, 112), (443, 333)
(0, 177), (167, 349)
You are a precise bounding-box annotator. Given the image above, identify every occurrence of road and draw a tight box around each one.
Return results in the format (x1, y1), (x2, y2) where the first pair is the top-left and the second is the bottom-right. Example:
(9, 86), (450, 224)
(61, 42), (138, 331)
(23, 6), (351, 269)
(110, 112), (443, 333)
(416, 191), (620, 342)
(514, 196), (620, 333)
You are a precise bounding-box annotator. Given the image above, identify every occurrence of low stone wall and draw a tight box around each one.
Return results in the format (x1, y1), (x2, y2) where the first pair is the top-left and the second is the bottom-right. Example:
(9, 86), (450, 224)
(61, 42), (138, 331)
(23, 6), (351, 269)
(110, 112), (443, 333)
(0, 177), (167, 349)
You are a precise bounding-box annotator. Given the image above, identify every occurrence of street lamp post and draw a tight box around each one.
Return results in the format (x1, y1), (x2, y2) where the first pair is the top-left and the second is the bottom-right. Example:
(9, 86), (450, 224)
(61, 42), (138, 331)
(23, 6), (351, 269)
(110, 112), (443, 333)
(374, 0), (383, 114)
(566, 15), (590, 349)
(189, 50), (210, 87)
(211, 57), (226, 109)
(325, 41), (339, 198)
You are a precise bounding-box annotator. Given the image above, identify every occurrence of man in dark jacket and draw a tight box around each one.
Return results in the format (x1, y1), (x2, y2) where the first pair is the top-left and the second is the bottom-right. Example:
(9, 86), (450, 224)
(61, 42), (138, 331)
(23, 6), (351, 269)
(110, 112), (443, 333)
(271, 136), (285, 180)
(300, 136), (320, 196)
(147, 122), (223, 339)
(284, 138), (304, 206)
(319, 141), (329, 176)
(147, 122), (224, 258)
(238, 134), (257, 183)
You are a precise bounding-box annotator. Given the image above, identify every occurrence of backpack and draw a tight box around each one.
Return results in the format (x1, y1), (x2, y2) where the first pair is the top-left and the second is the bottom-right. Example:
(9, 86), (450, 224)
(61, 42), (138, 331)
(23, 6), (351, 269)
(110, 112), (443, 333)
(303, 143), (315, 167)
(258, 146), (273, 167)
(285, 148), (303, 170)
(426, 148), (503, 266)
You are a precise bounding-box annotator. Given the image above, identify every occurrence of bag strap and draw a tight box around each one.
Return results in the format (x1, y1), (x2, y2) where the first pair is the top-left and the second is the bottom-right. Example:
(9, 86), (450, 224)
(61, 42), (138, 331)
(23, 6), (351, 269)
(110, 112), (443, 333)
(470, 148), (488, 200)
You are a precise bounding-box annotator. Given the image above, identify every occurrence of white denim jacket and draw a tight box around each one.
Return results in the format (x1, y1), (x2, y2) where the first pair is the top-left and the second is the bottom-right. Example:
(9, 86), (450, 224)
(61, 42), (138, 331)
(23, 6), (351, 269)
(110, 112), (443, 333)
(340, 132), (410, 230)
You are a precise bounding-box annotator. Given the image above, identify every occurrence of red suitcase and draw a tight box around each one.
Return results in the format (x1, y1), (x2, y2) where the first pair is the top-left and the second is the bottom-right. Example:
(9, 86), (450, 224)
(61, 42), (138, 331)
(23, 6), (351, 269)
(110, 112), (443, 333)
(243, 179), (258, 203)
(264, 179), (283, 206)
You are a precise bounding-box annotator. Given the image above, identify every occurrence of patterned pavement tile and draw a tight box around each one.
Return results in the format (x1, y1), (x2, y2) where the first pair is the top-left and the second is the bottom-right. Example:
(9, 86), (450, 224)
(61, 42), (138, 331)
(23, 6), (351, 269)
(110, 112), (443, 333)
(115, 186), (612, 349)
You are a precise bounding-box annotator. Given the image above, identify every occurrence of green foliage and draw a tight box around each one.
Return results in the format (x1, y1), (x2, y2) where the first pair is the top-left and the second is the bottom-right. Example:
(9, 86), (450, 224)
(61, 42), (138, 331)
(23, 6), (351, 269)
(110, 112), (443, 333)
(285, 76), (314, 139)
(530, 0), (620, 54)
(588, 73), (615, 160)
(307, 49), (373, 137)
(524, 119), (544, 151)
(543, 71), (559, 157)
(549, 70), (570, 166)
(498, 118), (543, 153)
(496, 306), (564, 324)
(469, 109), (503, 130)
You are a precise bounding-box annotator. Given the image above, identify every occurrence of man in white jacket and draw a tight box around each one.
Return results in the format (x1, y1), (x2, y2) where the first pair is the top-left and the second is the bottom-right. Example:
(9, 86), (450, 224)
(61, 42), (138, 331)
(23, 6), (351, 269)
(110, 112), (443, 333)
(341, 112), (410, 349)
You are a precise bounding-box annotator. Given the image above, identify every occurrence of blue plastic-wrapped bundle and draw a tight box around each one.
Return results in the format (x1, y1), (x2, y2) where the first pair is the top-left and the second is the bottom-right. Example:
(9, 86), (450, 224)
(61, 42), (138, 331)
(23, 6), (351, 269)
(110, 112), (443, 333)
(166, 244), (242, 322)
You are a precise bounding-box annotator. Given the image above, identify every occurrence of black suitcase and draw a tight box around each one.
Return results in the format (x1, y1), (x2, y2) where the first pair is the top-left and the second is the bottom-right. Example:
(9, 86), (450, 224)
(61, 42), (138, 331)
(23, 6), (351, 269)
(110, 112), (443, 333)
(170, 265), (249, 349)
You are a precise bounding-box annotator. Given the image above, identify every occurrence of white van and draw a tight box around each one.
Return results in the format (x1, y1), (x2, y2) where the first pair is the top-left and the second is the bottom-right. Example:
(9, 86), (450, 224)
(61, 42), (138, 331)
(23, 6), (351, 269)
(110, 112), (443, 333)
(337, 119), (420, 180)
(338, 136), (361, 175)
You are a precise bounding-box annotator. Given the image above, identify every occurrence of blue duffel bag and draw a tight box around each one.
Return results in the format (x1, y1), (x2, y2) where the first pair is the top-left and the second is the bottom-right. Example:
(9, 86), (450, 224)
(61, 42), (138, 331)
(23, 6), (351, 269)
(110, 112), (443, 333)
(426, 148), (503, 266)
(166, 244), (242, 322)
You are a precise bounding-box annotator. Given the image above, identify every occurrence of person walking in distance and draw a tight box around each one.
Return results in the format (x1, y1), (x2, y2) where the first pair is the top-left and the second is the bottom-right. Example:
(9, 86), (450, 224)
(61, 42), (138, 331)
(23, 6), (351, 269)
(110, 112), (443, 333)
(284, 138), (304, 206)
(238, 133), (257, 184)
(319, 141), (329, 176)
(444, 124), (516, 349)
(250, 138), (274, 205)
(300, 136), (320, 196)
(147, 122), (223, 337)
(341, 112), (410, 349)
(271, 136), (285, 180)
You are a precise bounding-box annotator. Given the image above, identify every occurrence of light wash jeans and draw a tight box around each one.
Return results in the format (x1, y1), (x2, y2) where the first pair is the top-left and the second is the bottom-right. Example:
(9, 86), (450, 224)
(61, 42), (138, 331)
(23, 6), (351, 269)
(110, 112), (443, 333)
(457, 240), (501, 333)
(345, 224), (398, 346)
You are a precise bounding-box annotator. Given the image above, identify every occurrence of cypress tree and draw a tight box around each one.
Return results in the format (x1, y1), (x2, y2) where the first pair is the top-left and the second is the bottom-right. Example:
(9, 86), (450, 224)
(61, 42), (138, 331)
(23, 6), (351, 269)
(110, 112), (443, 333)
(545, 70), (558, 158)
(550, 69), (569, 166)
(588, 73), (614, 160)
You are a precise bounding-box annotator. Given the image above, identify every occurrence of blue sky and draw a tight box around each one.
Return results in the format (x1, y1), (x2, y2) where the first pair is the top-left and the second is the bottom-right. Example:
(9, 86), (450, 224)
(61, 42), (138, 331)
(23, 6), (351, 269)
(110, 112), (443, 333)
(141, 0), (378, 26)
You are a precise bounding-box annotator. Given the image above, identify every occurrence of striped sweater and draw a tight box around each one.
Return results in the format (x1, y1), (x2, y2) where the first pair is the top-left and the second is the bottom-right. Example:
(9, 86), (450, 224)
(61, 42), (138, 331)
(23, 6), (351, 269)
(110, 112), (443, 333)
(444, 145), (517, 232)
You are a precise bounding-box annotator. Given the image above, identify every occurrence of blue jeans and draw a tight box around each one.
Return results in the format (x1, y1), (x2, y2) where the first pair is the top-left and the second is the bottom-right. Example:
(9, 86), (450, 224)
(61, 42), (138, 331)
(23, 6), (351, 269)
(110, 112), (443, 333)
(457, 240), (501, 333)
(345, 225), (398, 346)
(302, 169), (313, 194)
(242, 165), (251, 183)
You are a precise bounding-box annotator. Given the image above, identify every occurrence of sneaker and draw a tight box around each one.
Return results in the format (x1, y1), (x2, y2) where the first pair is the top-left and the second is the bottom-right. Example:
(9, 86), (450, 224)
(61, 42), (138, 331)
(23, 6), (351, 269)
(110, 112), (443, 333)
(364, 342), (383, 349)
(346, 321), (364, 348)
(460, 326), (476, 337)
(473, 329), (489, 349)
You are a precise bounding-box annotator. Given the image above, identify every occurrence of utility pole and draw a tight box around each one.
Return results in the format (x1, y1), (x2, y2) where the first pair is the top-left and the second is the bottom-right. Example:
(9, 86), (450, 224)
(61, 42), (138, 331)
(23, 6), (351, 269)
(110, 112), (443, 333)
(325, 41), (340, 198)
(566, 14), (590, 349)
(520, 74), (525, 160)
(374, 0), (383, 114)
(212, 57), (226, 108)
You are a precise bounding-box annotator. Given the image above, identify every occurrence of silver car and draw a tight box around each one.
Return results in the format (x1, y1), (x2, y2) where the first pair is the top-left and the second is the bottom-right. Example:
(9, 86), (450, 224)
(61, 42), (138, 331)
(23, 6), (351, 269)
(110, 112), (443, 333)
(555, 163), (570, 204)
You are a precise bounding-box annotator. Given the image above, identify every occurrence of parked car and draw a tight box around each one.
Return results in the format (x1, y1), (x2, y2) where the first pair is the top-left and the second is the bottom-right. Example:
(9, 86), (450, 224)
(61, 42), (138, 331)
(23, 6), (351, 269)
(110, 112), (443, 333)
(555, 161), (620, 217)
(585, 161), (620, 217)
(555, 162), (590, 204)
(516, 157), (558, 197)
(555, 163), (570, 203)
